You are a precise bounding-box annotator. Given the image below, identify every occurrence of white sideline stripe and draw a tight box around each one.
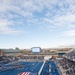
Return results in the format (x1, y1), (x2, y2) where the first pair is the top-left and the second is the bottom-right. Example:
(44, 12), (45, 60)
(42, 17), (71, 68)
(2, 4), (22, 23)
(38, 60), (46, 75)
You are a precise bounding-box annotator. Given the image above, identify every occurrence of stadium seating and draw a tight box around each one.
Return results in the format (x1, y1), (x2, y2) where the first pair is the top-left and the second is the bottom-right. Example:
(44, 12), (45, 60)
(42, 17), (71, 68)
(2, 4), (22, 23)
(58, 58), (75, 75)
(64, 49), (75, 61)
(58, 49), (75, 75)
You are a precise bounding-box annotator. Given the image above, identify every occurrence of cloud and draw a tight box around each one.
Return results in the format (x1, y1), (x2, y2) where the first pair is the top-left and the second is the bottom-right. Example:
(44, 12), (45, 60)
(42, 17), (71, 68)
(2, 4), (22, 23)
(0, 19), (12, 30)
(0, 0), (75, 34)
(0, 29), (21, 34)
(54, 14), (75, 23)
(0, 19), (22, 34)
(63, 30), (75, 36)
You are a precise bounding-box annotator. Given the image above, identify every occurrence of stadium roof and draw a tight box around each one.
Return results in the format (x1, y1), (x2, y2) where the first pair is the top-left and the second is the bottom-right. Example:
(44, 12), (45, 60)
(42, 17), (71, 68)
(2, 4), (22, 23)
(0, 49), (21, 53)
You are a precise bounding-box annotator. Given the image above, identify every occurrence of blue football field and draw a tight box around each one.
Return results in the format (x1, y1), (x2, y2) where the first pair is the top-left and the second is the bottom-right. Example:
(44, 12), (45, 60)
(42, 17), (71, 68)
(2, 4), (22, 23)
(0, 61), (60, 75)
(0, 62), (43, 75)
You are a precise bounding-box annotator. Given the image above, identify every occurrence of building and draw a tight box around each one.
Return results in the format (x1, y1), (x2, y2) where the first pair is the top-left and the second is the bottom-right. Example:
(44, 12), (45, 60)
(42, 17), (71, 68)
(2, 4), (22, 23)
(0, 49), (22, 56)
(0, 49), (5, 56)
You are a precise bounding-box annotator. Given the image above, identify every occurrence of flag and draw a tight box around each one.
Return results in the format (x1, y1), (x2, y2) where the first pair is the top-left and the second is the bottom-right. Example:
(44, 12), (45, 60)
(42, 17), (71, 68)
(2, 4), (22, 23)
(19, 72), (37, 75)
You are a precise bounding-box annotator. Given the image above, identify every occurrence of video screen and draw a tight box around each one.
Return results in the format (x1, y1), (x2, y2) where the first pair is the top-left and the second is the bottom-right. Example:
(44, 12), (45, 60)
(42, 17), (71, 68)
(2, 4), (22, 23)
(31, 47), (41, 53)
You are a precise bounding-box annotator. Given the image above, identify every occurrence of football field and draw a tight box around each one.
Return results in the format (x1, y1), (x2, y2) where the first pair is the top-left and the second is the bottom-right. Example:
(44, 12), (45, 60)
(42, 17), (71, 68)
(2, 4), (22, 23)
(0, 62), (43, 75)
(0, 61), (60, 75)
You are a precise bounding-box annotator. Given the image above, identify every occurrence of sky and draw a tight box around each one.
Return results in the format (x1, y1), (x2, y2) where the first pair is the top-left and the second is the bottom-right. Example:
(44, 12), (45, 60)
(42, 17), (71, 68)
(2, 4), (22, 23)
(0, 0), (75, 49)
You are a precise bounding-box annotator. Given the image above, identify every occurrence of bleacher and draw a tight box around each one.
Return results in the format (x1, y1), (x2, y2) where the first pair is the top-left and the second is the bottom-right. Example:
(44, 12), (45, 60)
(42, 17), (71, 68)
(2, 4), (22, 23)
(58, 58), (75, 75)
(64, 48), (75, 61)
(58, 48), (75, 75)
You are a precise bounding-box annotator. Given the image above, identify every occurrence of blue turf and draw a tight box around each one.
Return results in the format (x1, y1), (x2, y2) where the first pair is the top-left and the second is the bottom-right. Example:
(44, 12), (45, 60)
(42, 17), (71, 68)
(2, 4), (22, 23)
(0, 61), (61, 75)
(0, 62), (43, 75)
(41, 61), (60, 75)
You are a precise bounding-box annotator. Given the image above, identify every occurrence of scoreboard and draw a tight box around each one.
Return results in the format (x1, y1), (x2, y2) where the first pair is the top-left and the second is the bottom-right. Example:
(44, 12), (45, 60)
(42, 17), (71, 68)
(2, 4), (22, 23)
(31, 47), (41, 53)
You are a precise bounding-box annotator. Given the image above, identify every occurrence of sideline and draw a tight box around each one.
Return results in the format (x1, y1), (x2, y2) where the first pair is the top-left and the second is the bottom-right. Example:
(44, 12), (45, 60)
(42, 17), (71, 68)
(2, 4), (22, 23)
(38, 60), (46, 75)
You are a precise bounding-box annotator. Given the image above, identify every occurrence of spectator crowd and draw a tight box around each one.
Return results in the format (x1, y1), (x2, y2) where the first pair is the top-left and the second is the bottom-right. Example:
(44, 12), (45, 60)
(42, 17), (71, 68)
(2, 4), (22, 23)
(58, 55), (75, 75)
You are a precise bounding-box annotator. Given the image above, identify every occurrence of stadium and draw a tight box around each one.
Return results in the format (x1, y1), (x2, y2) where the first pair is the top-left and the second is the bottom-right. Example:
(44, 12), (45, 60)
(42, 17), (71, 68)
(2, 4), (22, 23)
(0, 47), (75, 75)
(0, 0), (75, 75)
